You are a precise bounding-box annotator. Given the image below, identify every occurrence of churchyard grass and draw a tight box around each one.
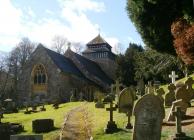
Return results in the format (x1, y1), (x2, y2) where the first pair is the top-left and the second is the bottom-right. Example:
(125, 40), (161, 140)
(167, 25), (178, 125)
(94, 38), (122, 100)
(2, 102), (83, 140)
(161, 74), (194, 92)
(2, 100), (194, 139)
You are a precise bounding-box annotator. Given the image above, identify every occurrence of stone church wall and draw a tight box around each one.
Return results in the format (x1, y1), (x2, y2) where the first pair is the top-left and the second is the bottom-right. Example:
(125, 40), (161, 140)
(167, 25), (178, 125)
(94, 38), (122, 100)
(94, 58), (117, 80)
(18, 47), (87, 104)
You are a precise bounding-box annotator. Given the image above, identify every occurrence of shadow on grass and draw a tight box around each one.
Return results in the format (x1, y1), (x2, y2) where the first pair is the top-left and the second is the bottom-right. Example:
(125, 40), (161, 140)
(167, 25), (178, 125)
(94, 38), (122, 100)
(185, 136), (194, 140)
(163, 120), (194, 126)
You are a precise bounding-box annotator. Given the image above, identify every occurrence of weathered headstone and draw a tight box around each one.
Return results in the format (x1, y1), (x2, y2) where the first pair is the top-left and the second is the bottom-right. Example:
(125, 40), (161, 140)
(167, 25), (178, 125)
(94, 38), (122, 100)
(165, 83), (176, 107)
(32, 119), (54, 133)
(10, 134), (43, 140)
(104, 101), (118, 133)
(169, 71), (178, 84)
(172, 106), (187, 140)
(40, 104), (46, 111)
(185, 77), (194, 99)
(118, 87), (134, 129)
(154, 81), (161, 91)
(167, 99), (188, 122)
(156, 88), (165, 105)
(175, 85), (191, 106)
(133, 94), (165, 140)
(137, 79), (145, 96)
(94, 91), (105, 108)
(145, 81), (154, 94)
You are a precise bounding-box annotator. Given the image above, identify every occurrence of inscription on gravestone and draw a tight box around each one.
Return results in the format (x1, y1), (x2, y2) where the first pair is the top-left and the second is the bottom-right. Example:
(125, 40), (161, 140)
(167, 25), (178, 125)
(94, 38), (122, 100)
(133, 94), (165, 140)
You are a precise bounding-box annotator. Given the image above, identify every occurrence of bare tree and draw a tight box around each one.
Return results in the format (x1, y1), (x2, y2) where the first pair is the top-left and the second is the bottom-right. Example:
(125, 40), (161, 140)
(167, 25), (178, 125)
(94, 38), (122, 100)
(51, 35), (69, 54)
(16, 38), (36, 69)
(72, 42), (84, 54)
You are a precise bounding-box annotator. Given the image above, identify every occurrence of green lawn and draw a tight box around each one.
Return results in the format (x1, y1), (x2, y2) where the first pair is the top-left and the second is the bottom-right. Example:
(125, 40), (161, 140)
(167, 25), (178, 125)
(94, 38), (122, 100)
(2, 102), (83, 140)
(2, 102), (194, 140)
(2, 79), (194, 140)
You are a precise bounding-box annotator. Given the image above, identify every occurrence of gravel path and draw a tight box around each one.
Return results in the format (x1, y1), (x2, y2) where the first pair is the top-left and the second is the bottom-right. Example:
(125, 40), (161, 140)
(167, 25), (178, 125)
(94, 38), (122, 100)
(59, 103), (92, 140)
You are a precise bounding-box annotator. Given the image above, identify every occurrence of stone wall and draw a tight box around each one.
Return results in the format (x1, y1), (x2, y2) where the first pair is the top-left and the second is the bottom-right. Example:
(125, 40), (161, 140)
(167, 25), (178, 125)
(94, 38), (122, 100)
(94, 58), (117, 80)
(18, 47), (88, 104)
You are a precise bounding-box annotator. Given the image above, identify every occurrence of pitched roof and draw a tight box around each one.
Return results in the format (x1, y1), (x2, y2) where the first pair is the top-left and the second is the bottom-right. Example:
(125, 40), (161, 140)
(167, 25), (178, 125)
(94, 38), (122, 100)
(87, 34), (110, 46)
(39, 45), (84, 78)
(65, 49), (113, 86)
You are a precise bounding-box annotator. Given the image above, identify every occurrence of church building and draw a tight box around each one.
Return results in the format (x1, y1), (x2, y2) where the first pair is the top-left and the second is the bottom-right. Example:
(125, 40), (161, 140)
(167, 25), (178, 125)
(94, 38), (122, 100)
(18, 34), (116, 103)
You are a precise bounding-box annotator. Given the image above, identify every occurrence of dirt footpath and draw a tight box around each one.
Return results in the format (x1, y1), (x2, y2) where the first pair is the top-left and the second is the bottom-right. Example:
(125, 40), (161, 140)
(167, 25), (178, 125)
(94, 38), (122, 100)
(59, 103), (93, 140)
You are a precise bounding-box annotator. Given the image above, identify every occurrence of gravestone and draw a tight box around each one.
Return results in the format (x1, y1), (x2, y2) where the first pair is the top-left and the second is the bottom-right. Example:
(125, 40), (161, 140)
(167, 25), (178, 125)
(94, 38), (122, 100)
(94, 91), (105, 108)
(10, 135), (43, 140)
(32, 119), (54, 133)
(104, 101), (118, 133)
(172, 106), (187, 140)
(4, 99), (18, 113)
(154, 81), (161, 91)
(169, 71), (178, 84)
(185, 77), (194, 99)
(40, 104), (46, 111)
(175, 85), (191, 106)
(165, 83), (176, 107)
(118, 87), (134, 129)
(0, 123), (12, 140)
(133, 94), (165, 140)
(137, 79), (145, 96)
(167, 99), (188, 121)
(156, 88), (165, 105)
(145, 81), (154, 94)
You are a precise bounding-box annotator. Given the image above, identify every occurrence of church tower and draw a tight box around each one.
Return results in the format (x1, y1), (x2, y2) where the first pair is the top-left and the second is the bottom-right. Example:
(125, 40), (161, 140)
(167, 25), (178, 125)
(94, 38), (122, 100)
(82, 34), (116, 80)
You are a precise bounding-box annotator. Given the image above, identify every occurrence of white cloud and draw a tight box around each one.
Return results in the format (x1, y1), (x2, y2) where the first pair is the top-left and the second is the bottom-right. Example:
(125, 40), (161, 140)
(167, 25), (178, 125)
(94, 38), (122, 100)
(58, 0), (105, 13)
(0, 0), (22, 36)
(0, 0), (120, 54)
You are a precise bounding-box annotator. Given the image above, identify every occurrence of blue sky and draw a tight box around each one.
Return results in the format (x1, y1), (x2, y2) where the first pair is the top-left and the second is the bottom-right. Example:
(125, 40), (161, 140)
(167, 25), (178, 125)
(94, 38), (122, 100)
(0, 0), (144, 53)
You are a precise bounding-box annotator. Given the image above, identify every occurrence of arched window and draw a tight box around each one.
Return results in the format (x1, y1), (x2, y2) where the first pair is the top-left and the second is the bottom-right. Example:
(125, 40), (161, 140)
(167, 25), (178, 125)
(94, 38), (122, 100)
(33, 64), (47, 84)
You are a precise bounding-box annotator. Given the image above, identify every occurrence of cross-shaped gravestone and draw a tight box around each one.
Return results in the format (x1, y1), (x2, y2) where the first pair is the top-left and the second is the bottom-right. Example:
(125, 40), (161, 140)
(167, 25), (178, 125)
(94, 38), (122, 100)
(169, 71), (178, 84)
(105, 101), (118, 133)
(106, 101), (117, 122)
(172, 106), (187, 139)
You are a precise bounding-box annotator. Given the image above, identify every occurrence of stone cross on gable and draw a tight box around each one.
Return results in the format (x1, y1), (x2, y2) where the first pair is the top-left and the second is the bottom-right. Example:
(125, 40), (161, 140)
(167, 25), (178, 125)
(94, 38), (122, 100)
(106, 101), (117, 122)
(172, 106), (186, 139)
(169, 71), (178, 84)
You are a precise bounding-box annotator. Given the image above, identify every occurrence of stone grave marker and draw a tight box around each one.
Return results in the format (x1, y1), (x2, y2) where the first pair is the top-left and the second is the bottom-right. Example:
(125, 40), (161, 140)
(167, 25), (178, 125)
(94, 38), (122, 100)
(104, 100), (118, 133)
(185, 77), (194, 99)
(165, 83), (176, 107)
(94, 91), (105, 108)
(118, 87), (134, 129)
(137, 79), (145, 96)
(132, 94), (165, 140)
(145, 81), (155, 94)
(169, 71), (178, 84)
(175, 85), (191, 106)
(40, 104), (46, 111)
(10, 134), (43, 140)
(156, 88), (165, 105)
(167, 99), (188, 121)
(172, 106), (187, 140)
